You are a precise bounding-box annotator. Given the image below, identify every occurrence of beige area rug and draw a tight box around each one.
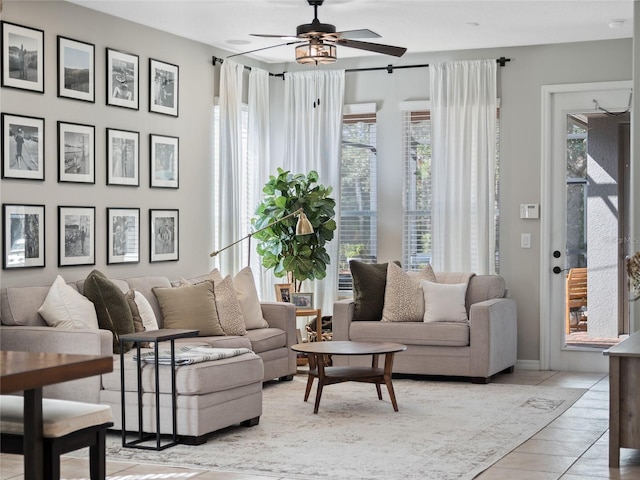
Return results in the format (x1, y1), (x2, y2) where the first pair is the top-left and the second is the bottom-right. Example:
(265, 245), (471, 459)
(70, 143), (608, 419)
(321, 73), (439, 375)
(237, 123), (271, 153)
(100, 376), (586, 480)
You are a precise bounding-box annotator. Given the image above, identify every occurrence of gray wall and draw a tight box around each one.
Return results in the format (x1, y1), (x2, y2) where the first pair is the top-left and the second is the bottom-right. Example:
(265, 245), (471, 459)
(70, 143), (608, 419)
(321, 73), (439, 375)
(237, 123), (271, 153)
(1, 0), (636, 364)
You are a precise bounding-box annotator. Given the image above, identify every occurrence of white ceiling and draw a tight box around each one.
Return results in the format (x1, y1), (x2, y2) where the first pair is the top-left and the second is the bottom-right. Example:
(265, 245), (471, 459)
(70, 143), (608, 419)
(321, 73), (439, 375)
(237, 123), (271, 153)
(68, 0), (634, 64)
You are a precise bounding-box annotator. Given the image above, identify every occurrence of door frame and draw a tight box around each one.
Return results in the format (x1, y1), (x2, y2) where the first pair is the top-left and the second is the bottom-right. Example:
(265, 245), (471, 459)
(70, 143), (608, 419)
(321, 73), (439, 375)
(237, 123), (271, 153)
(540, 80), (632, 371)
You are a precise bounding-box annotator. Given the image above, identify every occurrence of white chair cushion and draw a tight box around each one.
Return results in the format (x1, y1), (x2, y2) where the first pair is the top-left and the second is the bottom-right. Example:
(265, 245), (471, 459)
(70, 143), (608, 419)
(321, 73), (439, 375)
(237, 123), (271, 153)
(0, 395), (112, 438)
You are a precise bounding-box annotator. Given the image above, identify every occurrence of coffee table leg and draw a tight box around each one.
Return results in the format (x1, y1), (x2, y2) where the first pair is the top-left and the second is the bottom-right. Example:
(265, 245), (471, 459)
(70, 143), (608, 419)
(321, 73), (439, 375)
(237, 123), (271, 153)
(384, 353), (399, 412)
(371, 354), (383, 400)
(313, 354), (325, 414)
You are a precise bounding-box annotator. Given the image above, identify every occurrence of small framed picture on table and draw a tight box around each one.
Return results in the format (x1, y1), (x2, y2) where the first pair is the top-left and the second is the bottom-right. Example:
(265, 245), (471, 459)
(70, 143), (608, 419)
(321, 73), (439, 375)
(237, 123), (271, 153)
(291, 292), (314, 309)
(274, 283), (292, 303)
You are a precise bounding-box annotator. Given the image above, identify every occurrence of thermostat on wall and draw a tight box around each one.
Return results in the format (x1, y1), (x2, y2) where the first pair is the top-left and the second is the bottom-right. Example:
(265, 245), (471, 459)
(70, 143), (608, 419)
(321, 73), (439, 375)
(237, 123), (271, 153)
(520, 204), (539, 219)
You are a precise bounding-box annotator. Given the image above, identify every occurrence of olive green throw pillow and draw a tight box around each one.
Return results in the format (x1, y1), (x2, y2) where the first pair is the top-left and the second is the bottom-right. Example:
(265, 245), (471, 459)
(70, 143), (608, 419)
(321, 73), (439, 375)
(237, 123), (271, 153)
(350, 260), (401, 321)
(83, 270), (135, 354)
(153, 281), (225, 336)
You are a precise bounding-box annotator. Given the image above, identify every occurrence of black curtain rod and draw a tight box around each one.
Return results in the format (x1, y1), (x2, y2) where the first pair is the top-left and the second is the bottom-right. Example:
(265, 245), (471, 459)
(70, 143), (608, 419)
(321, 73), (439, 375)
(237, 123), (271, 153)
(211, 56), (511, 79)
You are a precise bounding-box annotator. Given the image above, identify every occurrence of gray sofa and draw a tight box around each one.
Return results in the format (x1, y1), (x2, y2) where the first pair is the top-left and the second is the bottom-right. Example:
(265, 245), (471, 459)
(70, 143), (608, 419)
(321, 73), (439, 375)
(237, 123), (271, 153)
(0, 274), (297, 444)
(332, 272), (517, 383)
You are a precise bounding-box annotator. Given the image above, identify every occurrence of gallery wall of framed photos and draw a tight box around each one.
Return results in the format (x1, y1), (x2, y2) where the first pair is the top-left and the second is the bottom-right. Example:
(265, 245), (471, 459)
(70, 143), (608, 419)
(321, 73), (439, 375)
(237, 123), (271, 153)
(0, 0), (231, 286)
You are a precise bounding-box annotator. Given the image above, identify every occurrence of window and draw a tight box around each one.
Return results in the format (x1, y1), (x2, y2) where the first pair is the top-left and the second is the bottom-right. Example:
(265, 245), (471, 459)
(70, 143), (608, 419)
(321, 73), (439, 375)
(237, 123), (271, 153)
(402, 103), (501, 272)
(212, 102), (252, 266)
(402, 108), (432, 271)
(566, 114), (588, 268)
(339, 104), (377, 291)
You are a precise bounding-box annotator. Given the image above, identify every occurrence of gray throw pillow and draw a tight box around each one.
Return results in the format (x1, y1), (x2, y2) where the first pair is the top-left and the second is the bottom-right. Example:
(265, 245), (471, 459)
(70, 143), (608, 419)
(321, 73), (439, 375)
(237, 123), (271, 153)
(350, 260), (401, 321)
(83, 269), (135, 353)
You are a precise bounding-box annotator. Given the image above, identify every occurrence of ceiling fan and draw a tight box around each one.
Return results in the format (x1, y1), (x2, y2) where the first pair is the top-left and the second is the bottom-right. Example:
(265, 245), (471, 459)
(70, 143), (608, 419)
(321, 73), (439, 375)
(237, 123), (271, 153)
(230, 0), (407, 64)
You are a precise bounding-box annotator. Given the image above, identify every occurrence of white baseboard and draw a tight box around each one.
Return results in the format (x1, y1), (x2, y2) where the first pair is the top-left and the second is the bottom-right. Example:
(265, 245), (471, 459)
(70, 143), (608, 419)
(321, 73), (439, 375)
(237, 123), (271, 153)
(515, 359), (541, 371)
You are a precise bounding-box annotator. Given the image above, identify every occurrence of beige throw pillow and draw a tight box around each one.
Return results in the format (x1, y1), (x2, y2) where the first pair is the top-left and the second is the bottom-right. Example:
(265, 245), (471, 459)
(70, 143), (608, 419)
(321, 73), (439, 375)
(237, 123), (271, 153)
(421, 280), (469, 323)
(232, 267), (268, 330)
(38, 276), (99, 330)
(382, 263), (437, 322)
(153, 281), (225, 336)
(125, 290), (159, 332)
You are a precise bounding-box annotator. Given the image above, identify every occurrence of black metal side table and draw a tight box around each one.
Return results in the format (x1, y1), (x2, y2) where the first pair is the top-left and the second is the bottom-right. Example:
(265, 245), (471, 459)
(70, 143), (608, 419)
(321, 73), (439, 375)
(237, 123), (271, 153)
(119, 328), (198, 450)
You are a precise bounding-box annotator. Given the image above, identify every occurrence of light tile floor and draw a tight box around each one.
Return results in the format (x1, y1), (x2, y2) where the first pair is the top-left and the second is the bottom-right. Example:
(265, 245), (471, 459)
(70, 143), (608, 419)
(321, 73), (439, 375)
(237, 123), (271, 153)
(2, 370), (640, 480)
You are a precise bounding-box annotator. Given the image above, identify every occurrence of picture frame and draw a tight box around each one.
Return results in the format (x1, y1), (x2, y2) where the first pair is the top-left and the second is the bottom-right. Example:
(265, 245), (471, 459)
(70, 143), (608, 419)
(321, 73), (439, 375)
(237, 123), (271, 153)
(1, 21), (44, 93)
(149, 58), (179, 117)
(1, 113), (44, 180)
(107, 128), (139, 186)
(57, 36), (95, 102)
(107, 207), (140, 264)
(2, 203), (45, 269)
(58, 206), (95, 267)
(291, 292), (314, 309)
(106, 48), (139, 110)
(58, 121), (95, 184)
(150, 134), (179, 188)
(274, 283), (292, 303)
(149, 209), (179, 262)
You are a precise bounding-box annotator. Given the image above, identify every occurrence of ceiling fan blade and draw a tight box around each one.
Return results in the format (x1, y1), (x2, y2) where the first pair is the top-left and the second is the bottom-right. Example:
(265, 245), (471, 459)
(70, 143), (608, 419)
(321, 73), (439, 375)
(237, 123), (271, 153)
(227, 40), (305, 59)
(250, 33), (300, 40)
(334, 29), (381, 39)
(336, 38), (407, 57)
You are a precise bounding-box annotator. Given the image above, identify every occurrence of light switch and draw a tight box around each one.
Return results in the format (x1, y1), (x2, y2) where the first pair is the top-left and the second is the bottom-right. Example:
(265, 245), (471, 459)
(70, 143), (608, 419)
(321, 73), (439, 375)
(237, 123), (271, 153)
(521, 233), (531, 249)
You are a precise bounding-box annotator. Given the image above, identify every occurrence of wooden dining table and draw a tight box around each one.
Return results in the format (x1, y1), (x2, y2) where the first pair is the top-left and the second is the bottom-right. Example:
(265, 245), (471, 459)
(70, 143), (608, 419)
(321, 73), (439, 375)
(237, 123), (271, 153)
(0, 350), (113, 480)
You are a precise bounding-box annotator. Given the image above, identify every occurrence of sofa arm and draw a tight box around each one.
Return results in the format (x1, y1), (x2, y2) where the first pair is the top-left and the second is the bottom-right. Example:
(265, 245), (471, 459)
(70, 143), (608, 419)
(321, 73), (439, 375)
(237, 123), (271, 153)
(0, 326), (113, 403)
(332, 299), (355, 341)
(260, 302), (297, 348)
(468, 298), (517, 378)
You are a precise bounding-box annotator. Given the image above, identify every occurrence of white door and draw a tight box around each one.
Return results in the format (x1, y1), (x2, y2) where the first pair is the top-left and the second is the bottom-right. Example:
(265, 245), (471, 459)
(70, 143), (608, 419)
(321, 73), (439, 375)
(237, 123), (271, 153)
(541, 81), (632, 372)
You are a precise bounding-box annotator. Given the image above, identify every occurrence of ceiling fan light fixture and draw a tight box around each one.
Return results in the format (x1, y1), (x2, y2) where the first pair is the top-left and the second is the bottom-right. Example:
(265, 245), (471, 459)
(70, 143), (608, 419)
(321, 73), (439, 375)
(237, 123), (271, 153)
(295, 42), (337, 64)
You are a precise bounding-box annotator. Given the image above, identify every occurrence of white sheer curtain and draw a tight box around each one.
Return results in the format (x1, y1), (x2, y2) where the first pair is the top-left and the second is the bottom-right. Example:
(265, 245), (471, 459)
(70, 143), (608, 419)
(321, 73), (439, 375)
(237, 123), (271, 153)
(283, 69), (344, 314)
(429, 59), (497, 274)
(247, 67), (270, 297)
(217, 60), (245, 276)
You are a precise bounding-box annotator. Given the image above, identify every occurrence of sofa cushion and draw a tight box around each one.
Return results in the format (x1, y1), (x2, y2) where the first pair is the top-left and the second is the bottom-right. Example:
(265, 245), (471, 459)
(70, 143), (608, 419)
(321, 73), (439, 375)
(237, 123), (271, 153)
(349, 321), (469, 347)
(382, 263), (437, 322)
(422, 281), (468, 323)
(2, 284), (71, 327)
(125, 276), (173, 328)
(83, 270), (135, 353)
(350, 260), (401, 321)
(153, 281), (225, 336)
(466, 275), (506, 306)
(232, 267), (268, 330)
(38, 276), (99, 330)
(245, 327), (287, 354)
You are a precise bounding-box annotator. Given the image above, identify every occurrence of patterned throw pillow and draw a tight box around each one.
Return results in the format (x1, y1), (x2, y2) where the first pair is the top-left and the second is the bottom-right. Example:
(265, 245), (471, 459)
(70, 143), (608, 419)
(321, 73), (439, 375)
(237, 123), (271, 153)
(382, 263), (437, 322)
(83, 270), (135, 353)
(212, 275), (247, 336)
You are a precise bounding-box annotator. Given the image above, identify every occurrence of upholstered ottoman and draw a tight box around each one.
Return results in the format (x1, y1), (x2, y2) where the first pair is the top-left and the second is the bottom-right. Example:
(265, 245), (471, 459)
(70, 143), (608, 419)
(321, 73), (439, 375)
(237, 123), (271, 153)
(101, 349), (264, 444)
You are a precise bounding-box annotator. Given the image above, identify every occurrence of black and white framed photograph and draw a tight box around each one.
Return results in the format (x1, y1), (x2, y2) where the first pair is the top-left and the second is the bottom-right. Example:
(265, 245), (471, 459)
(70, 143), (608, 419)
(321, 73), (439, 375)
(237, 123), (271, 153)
(150, 134), (179, 188)
(58, 206), (95, 267)
(107, 128), (139, 186)
(1, 21), (44, 93)
(1, 113), (44, 180)
(57, 36), (95, 102)
(149, 58), (179, 117)
(150, 209), (178, 262)
(58, 121), (95, 184)
(107, 207), (139, 264)
(2, 203), (45, 269)
(106, 48), (139, 110)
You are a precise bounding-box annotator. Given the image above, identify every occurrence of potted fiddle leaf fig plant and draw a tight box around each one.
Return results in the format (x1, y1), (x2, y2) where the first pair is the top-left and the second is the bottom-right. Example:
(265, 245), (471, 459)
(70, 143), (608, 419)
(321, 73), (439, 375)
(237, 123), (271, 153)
(252, 168), (336, 292)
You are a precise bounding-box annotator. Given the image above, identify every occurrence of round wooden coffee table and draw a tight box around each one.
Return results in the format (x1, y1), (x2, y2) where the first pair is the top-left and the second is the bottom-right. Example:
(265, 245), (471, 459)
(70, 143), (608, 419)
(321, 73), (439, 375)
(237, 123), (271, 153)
(290, 341), (407, 414)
